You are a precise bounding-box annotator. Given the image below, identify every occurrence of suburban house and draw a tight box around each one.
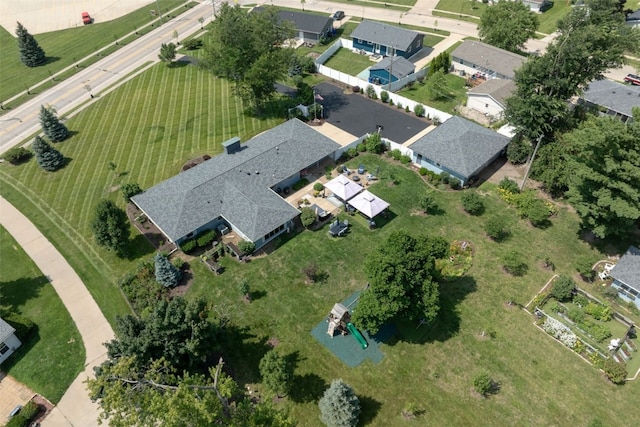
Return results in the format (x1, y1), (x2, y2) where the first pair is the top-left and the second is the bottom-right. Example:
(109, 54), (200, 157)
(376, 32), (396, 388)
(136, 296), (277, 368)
(626, 9), (640, 27)
(369, 56), (415, 85)
(351, 20), (424, 58)
(610, 246), (640, 309)
(408, 116), (510, 186)
(580, 79), (639, 123)
(132, 119), (341, 250)
(466, 79), (516, 118)
(253, 7), (334, 43)
(451, 41), (526, 80)
(521, 0), (553, 12)
(0, 317), (21, 365)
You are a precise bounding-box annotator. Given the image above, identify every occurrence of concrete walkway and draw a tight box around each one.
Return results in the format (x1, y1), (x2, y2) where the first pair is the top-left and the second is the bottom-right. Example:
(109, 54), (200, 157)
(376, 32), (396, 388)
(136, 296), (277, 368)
(0, 196), (115, 427)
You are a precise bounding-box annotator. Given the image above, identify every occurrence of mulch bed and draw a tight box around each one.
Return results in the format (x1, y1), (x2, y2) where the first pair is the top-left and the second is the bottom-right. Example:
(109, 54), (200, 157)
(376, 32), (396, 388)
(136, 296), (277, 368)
(31, 394), (54, 425)
(126, 203), (175, 253)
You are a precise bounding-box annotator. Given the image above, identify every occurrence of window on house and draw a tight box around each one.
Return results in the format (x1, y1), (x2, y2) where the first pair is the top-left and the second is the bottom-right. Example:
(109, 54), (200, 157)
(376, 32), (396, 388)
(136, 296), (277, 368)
(417, 154), (423, 163)
(357, 39), (362, 43)
(0, 342), (9, 355)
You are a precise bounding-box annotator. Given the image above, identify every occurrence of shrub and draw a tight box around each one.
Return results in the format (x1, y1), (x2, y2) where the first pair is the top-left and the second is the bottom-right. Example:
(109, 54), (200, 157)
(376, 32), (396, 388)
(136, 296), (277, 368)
(183, 38), (202, 50)
(365, 84), (377, 99)
(526, 199), (551, 227)
(473, 373), (492, 396)
(196, 229), (216, 247)
(414, 103), (425, 117)
(485, 217), (508, 241)
(587, 323), (612, 342)
(418, 192), (436, 214)
(604, 359), (627, 384)
(461, 191), (485, 215)
(400, 155), (411, 165)
(352, 85), (360, 93)
(2, 146), (32, 165)
(346, 147), (358, 158)
(502, 251), (527, 276)
(356, 143), (366, 152)
(303, 263), (319, 283)
(498, 177), (520, 193)
(574, 294), (589, 307)
(550, 276), (576, 302)
(584, 303), (612, 321)
(566, 307), (585, 324)
(449, 177), (461, 190)
(180, 238), (197, 253)
(19, 401), (40, 421)
(2, 313), (35, 341)
(121, 182), (143, 203)
(172, 257), (185, 269)
(238, 240), (256, 255)
(603, 286), (620, 300)
(576, 257), (594, 281)
(506, 137), (533, 164)
(5, 416), (27, 427)
(313, 182), (324, 192)
(440, 171), (450, 184)
(380, 90), (389, 103)
(390, 149), (402, 160)
(300, 207), (316, 228)
(365, 133), (384, 154)
(292, 178), (309, 191)
(405, 105), (410, 113)
(396, 102), (403, 109)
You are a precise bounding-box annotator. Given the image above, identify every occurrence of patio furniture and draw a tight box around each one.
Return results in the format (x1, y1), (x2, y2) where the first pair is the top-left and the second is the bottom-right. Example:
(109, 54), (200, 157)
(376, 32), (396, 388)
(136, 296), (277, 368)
(352, 175), (360, 182)
(358, 164), (365, 174)
(328, 220), (349, 237)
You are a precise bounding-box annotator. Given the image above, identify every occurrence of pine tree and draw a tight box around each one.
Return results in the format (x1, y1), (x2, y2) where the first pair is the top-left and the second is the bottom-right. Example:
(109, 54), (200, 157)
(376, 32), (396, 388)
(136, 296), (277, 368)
(319, 379), (360, 427)
(16, 22), (46, 67)
(91, 199), (130, 256)
(154, 253), (181, 288)
(32, 136), (64, 171)
(40, 105), (68, 142)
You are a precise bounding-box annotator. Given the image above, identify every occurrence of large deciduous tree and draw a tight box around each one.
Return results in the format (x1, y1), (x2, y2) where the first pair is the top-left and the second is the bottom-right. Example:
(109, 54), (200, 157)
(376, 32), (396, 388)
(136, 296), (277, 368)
(16, 22), (45, 67)
(32, 136), (64, 171)
(91, 199), (129, 256)
(158, 42), (177, 64)
(478, 1), (538, 53)
(565, 112), (640, 238)
(39, 105), (68, 142)
(201, 4), (295, 110)
(352, 231), (441, 333)
(505, 0), (639, 141)
(259, 350), (293, 397)
(318, 379), (360, 427)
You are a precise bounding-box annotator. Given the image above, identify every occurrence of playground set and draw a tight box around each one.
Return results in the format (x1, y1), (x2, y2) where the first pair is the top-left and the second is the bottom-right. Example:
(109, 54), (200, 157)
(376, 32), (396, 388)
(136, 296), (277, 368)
(326, 303), (368, 349)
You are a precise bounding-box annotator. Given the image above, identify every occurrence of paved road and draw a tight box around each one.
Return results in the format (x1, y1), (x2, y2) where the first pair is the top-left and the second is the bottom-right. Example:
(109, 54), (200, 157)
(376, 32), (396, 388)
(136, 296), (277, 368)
(0, 1), (218, 154)
(0, 196), (115, 427)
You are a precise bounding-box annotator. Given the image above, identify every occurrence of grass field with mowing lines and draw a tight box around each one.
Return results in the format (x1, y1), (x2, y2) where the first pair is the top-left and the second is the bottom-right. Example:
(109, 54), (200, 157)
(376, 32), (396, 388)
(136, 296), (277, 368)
(0, 62), (282, 326)
(324, 49), (375, 76)
(0, 0), (191, 103)
(399, 73), (468, 113)
(0, 226), (84, 403)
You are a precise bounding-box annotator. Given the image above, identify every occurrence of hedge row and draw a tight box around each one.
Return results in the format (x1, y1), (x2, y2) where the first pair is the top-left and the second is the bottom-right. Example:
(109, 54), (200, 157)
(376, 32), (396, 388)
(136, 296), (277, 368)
(181, 229), (217, 253)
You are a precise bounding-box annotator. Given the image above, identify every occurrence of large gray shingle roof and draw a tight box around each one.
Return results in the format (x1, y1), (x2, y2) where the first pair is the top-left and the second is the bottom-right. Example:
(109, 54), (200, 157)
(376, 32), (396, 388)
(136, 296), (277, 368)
(0, 318), (16, 342)
(452, 41), (526, 79)
(408, 116), (510, 178)
(254, 7), (333, 34)
(370, 56), (415, 79)
(611, 246), (640, 290)
(582, 79), (640, 118)
(351, 20), (422, 51)
(132, 119), (340, 243)
(468, 79), (516, 107)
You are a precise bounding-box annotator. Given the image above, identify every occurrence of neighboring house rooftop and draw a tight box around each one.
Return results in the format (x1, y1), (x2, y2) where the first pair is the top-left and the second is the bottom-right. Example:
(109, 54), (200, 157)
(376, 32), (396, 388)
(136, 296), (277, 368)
(253, 7), (332, 34)
(132, 119), (340, 243)
(452, 40), (526, 79)
(351, 20), (422, 50)
(627, 9), (640, 23)
(0, 318), (16, 342)
(408, 116), (510, 178)
(468, 79), (516, 108)
(611, 246), (640, 290)
(370, 56), (415, 79)
(582, 79), (640, 118)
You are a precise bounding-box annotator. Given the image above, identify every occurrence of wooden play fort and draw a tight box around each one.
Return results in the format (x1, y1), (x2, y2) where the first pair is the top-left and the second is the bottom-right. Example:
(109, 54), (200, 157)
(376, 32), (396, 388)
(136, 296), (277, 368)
(326, 303), (368, 349)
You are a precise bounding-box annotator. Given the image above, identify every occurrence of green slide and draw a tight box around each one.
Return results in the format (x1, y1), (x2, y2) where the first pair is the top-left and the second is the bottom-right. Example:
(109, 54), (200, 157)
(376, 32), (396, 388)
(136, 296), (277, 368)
(347, 322), (368, 349)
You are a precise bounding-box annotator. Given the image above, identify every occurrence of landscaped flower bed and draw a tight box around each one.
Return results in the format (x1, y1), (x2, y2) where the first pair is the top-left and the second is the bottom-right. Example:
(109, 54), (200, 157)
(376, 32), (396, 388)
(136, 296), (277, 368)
(435, 240), (473, 282)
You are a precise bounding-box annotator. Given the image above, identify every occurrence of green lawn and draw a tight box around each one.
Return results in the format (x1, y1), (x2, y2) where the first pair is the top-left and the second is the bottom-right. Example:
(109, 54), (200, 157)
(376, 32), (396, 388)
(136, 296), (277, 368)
(0, 226), (84, 403)
(323, 48), (374, 76)
(435, 0), (489, 18)
(536, 1), (572, 34)
(399, 72), (468, 113)
(0, 0), (192, 104)
(185, 153), (638, 425)
(0, 62), (282, 326)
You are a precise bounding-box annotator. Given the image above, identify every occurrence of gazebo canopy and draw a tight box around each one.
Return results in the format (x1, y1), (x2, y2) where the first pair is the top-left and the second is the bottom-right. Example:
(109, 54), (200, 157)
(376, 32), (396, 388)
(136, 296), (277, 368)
(325, 174), (364, 201)
(348, 190), (389, 218)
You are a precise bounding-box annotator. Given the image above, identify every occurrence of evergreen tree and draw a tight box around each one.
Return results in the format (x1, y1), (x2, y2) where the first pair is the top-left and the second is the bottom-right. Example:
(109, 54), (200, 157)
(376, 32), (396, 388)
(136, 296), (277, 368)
(40, 105), (69, 142)
(154, 253), (181, 288)
(158, 43), (177, 64)
(319, 379), (360, 427)
(16, 22), (46, 67)
(32, 136), (64, 171)
(91, 199), (130, 256)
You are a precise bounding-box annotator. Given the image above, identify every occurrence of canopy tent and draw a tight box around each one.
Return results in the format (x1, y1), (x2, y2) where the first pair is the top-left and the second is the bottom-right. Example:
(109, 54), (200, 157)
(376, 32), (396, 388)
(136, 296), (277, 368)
(325, 174), (364, 201)
(348, 190), (389, 218)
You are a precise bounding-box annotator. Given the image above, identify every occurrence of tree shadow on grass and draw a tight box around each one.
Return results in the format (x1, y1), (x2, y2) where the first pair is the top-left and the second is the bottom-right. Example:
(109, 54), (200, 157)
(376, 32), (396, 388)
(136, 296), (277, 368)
(220, 326), (274, 386)
(0, 276), (50, 312)
(290, 373), (327, 403)
(124, 234), (155, 260)
(359, 394), (382, 426)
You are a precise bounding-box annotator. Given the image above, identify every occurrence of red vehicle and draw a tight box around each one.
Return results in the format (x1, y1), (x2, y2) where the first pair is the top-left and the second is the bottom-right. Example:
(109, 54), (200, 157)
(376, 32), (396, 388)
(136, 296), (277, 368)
(623, 73), (640, 85)
(82, 12), (92, 25)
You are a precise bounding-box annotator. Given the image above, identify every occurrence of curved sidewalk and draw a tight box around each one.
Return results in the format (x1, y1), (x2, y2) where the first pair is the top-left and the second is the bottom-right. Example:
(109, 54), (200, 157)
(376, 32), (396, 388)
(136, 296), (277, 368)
(0, 196), (114, 427)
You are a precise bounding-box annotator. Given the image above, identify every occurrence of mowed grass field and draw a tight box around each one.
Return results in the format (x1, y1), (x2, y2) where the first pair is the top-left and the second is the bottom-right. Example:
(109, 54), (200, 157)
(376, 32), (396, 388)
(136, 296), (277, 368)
(0, 0), (191, 103)
(0, 61), (283, 326)
(185, 154), (640, 425)
(0, 226), (84, 403)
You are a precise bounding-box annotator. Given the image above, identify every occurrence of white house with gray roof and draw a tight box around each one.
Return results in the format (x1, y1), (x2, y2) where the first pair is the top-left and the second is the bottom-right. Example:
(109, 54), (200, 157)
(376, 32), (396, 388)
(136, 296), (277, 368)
(351, 21), (424, 58)
(0, 317), (21, 365)
(467, 79), (516, 118)
(610, 246), (640, 309)
(132, 119), (341, 250)
(580, 79), (639, 123)
(451, 40), (526, 80)
(254, 7), (334, 43)
(408, 116), (511, 185)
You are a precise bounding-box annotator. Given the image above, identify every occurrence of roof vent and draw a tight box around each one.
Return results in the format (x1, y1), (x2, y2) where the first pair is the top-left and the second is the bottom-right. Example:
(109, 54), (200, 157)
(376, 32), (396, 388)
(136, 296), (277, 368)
(223, 137), (241, 154)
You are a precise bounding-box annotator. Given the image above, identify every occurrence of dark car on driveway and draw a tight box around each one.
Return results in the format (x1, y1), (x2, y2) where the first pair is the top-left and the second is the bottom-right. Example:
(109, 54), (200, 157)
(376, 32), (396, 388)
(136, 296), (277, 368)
(624, 73), (640, 85)
(332, 11), (345, 20)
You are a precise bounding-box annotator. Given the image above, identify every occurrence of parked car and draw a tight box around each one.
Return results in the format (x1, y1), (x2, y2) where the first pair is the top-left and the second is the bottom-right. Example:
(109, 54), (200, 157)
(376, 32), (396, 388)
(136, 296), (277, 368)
(623, 73), (640, 85)
(332, 11), (345, 20)
(82, 11), (92, 25)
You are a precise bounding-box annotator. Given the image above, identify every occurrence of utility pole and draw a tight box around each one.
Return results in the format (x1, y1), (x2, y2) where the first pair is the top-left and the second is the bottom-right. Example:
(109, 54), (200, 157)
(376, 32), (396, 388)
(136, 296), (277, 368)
(520, 134), (543, 191)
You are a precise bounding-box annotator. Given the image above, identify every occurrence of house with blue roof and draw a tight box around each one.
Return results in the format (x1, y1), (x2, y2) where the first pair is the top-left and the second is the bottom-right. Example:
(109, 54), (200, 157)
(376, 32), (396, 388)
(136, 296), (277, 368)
(610, 246), (640, 309)
(408, 116), (510, 186)
(369, 56), (415, 85)
(350, 21), (424, 58)
(132, 119), (341, 250)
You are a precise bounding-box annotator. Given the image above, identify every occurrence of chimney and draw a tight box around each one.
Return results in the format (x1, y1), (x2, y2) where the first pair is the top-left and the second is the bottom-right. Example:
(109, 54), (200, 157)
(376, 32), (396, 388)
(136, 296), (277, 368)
(222, 137), (241, 154)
